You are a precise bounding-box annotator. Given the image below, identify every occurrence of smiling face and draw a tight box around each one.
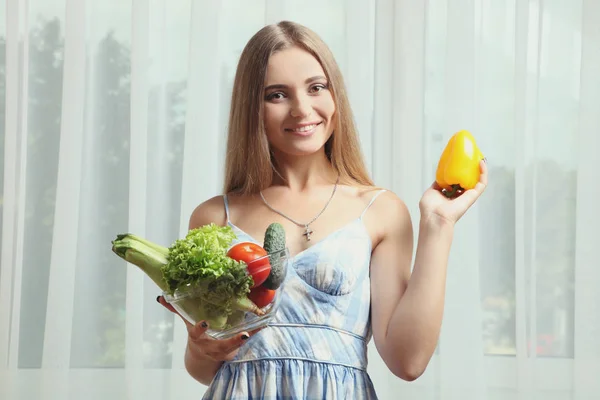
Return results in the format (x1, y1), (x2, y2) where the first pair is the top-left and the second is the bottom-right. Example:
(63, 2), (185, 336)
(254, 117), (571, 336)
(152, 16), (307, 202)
(263, 46), (336, 158)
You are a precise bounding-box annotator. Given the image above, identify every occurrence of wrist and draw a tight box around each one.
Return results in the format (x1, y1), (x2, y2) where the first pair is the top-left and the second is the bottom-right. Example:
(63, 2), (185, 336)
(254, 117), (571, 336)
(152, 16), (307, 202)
(419, 213), (455, 234)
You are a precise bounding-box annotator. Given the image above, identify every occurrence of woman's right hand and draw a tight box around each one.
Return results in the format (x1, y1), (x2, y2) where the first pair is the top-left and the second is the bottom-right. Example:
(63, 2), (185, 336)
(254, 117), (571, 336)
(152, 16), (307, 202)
(157, 295), (260, 362)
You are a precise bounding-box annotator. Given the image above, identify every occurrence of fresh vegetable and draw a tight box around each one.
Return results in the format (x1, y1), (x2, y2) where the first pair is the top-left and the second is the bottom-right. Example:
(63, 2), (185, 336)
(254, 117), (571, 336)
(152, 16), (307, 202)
(111, 224), (264, 330)
(262, 222), (287, 290)
(263, 222), (287, 253)
(226, 310), (247, 327)
(435, 130), (485, 198)
(248, 285), (276, 309)
(227, 242), (270, 287)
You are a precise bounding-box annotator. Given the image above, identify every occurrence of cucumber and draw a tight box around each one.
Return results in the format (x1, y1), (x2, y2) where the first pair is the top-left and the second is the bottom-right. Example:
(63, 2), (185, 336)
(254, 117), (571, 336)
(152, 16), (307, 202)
(262, 223), (287, 290)
(263, 222), (286, 253)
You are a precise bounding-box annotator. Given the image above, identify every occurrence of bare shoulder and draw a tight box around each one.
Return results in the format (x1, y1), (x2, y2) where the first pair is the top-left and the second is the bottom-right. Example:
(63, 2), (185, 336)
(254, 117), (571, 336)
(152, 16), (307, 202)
(188, 195), (227, 230)
(371, 189), (411, 220)
(357, 187), (413, 247)
(355, 186), (410, 219)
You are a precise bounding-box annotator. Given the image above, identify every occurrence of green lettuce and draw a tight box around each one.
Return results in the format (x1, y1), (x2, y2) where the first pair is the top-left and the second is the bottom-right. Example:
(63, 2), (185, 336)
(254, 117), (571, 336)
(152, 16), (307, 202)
(111, 223), (262, 329)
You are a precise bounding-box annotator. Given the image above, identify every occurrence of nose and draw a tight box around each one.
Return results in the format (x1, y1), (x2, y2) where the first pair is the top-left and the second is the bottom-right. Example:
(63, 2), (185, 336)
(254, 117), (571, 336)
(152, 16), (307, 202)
(290, 94), (312, 118)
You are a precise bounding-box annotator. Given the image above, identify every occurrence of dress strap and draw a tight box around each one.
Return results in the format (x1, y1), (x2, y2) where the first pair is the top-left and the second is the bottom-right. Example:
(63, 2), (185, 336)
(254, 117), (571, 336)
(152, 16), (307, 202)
(360, 189), (387, 219)
(223, 195), (231, 222)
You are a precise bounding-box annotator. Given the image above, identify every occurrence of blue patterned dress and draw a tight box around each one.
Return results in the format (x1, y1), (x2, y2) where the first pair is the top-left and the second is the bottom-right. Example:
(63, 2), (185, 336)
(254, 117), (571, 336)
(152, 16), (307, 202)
(202, 190), (387, 400)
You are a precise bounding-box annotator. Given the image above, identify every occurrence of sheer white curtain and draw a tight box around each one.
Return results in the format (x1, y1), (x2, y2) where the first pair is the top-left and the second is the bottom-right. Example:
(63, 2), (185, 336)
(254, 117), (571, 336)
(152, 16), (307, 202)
(1, 0), (599, 399)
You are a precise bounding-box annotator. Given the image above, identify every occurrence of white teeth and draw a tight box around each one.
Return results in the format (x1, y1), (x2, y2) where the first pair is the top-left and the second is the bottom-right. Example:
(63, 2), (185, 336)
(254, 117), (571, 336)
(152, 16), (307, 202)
(288, 123), (318, 132)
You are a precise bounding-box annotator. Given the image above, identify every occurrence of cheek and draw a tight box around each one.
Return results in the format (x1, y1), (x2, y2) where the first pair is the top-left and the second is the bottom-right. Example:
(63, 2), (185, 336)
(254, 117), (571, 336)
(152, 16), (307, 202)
(316, 96), (336, 120)
(264, 104), (287, 130)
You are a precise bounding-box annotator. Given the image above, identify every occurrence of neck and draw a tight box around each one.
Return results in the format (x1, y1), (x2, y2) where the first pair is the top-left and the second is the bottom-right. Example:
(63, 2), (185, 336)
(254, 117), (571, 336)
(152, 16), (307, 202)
(270, 149), (338, 192)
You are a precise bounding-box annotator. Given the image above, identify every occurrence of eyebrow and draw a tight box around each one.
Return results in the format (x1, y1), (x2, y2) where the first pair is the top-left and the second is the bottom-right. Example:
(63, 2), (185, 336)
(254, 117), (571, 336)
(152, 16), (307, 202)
(264, 75), (327, 91)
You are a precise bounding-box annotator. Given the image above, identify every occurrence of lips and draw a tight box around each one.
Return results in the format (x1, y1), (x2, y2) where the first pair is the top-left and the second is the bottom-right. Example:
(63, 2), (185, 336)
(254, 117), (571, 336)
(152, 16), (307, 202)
(284, 121), (323, 133)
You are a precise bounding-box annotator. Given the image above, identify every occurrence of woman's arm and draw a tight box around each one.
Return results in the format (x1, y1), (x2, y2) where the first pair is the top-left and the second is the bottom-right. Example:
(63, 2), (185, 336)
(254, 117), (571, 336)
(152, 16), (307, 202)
(183, 327), (246, 386)
(369, 198), (453, 381)
(369, 162), (487, 381)
(183, 327), (225, 385)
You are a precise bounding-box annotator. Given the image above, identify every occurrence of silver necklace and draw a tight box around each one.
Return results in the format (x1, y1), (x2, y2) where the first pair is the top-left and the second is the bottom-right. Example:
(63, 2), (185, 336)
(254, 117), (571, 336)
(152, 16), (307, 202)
(259, 175), (340, 241)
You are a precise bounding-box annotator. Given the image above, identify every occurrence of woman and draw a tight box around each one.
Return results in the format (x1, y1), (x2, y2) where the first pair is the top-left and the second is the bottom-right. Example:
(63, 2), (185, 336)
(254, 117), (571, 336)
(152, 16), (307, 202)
(158, 20), (487, 399)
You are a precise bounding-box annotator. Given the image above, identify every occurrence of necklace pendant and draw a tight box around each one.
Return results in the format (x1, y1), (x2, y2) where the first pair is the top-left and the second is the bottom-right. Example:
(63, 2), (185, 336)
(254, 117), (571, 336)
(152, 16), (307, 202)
(303, 226), (313, 241)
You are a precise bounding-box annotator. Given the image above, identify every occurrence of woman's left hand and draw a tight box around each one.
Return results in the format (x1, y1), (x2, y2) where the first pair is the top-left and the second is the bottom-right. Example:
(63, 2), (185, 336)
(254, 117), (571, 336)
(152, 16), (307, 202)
(419, 159), (488, 226)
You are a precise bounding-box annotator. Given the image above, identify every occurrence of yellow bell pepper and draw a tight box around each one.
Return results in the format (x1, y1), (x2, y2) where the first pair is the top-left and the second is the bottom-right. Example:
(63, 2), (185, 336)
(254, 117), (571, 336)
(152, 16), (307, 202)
(435, 130), (485, 198)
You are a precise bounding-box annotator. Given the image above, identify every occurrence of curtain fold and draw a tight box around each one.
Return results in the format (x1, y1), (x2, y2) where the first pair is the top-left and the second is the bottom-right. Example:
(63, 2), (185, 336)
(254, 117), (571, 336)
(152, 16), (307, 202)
(1, 0), (598, 399)
(573, 0), (600, 397)
(0, 0), (24, 371)
(42, 0), (86, 370)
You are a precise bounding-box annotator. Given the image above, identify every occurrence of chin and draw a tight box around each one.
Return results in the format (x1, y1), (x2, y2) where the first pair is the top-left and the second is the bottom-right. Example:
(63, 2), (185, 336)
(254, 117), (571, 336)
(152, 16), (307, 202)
(269, 132), (332, 158)
(270, 142), (322, 157)
(286, 146), (326, 157)
(282, 136), (332, 157)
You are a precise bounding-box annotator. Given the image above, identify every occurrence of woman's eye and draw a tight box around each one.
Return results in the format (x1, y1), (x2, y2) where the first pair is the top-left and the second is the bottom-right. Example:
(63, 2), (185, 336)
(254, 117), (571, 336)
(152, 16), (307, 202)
(310, 84), (327, 93)
(266, 92), (285, 101)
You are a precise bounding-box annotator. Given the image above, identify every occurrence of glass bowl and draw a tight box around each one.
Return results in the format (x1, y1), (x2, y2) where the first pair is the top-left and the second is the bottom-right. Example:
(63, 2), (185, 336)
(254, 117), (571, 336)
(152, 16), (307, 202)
(163, 247), (290, 339)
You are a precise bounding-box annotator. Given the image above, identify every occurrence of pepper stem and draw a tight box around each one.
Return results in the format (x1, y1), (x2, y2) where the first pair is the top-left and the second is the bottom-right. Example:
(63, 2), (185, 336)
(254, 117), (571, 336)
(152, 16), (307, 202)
(444, 184), (463, 198)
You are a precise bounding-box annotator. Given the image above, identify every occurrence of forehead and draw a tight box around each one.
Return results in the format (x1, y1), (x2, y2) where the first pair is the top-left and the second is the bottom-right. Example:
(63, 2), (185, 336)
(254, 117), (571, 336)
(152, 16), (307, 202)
(265, 46), (326, 85)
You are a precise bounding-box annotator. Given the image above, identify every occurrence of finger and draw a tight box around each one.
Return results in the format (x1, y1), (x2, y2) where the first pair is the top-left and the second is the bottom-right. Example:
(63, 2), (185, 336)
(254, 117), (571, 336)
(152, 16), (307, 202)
(188, 320), (210, 340)
(480, 159), (488, 185)
(191, 322), (265, 350)
(203, 334), (249, 360)
(458, 182), (487, 208)
(156, 295), (178, 313)
(215, 331), (252, 354)
(198, 327), (266, 361)
(472, 159), (488, 194)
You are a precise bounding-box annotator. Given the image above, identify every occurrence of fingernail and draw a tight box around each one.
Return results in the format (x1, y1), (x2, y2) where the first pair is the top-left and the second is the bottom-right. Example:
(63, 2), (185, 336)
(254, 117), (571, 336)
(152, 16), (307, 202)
(241, 334), (249, 340)
(156, 296), (161, 303)
(201, 321), (208, 328)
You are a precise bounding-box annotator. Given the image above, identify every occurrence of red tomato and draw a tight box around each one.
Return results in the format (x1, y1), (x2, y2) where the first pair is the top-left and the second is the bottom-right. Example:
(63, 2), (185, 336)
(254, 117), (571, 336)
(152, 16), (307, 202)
(248, 285), (276, 309)
(227, 242), (271, 287)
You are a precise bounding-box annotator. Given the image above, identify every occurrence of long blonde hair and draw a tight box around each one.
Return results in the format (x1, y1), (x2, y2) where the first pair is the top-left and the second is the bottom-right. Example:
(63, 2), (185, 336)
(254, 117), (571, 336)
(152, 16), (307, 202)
(223, 21), (374, 195)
